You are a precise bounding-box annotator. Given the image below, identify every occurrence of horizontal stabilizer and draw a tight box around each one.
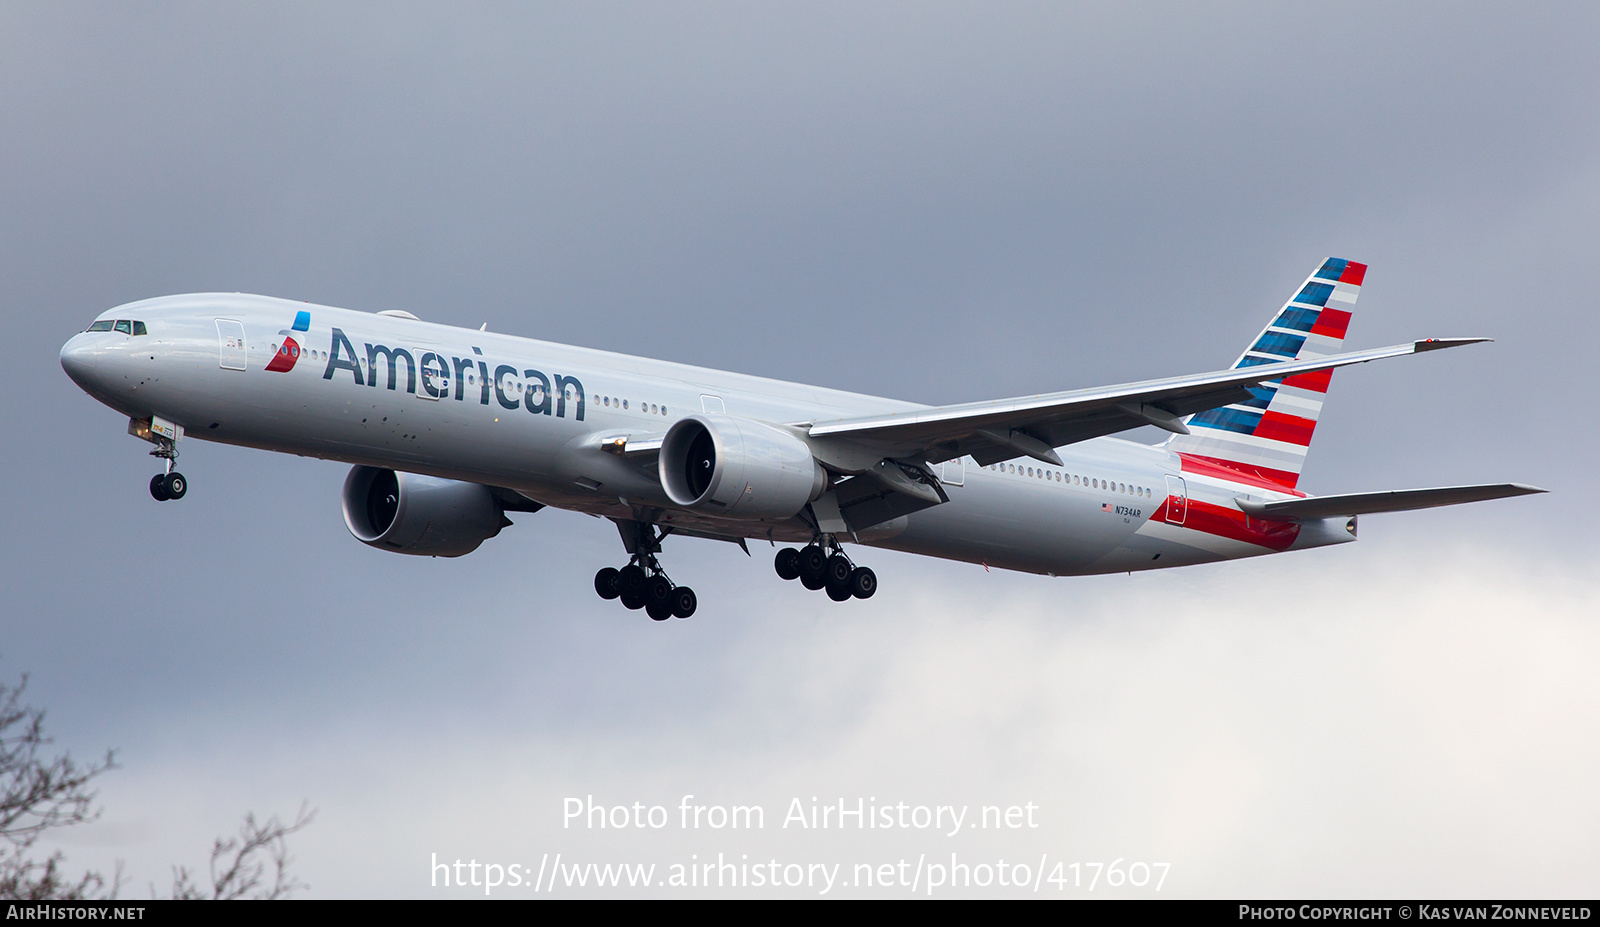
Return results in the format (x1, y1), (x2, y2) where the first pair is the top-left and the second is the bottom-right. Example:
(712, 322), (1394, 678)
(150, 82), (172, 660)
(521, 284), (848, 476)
(1237, 483), (1546, 521)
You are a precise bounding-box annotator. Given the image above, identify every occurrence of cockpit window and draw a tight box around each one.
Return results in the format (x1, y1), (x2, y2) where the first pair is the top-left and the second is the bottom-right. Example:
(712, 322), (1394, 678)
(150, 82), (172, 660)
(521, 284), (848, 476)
(87, 319), (147, 334)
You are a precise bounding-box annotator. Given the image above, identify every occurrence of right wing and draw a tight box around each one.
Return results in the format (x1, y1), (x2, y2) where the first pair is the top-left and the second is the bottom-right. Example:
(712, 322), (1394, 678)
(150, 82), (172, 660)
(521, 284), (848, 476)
(806, 338), (1486, 468)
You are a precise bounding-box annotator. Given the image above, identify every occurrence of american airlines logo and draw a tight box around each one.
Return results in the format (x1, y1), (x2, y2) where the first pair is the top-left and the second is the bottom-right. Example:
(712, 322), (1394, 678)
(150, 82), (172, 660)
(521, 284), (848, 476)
(264, 310), (312, 373)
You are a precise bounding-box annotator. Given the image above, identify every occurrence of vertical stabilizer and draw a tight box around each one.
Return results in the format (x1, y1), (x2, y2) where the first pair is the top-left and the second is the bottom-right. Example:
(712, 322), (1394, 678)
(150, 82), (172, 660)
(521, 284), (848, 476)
(1163, 258), (1366, 491)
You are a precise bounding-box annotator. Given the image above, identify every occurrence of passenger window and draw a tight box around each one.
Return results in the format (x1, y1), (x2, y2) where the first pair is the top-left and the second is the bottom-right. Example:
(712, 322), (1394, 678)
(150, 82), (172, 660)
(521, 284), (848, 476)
(114, 320), (132, 334)
(132, 321), (148, 336)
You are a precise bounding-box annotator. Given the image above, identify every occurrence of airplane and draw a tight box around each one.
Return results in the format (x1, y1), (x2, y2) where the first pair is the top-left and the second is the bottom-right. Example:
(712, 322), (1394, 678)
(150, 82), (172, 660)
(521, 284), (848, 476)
(59, 258), (1543, 620)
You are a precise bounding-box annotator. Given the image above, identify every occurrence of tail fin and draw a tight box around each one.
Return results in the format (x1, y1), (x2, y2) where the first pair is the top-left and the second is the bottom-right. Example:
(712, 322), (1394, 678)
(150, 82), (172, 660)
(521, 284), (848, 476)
(1163, 258), (1366, 492)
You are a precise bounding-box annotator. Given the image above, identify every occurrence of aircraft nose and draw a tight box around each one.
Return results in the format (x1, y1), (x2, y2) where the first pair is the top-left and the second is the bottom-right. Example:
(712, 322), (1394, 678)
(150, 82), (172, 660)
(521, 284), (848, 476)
(59, 334), (99, 388)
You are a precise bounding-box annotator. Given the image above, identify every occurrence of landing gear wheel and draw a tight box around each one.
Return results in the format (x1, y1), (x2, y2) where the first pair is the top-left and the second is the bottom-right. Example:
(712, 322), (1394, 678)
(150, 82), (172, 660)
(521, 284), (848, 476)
(799, 545), (828, 589)
(646, 575), (673, 609)
(671, 586), (697, 619)
(621, 590), (646, 610)
(646, 599), (673, 621)
(149, 473), (170, 501)
(163, 472), (186, 499)
(825, 554), (853, 587)
(774, 547), (801, 581)
(826, 580), (853, 602)
(848, 567), (877, 599)
(594, 567), (622, 600)
(619, 565), (647, 598)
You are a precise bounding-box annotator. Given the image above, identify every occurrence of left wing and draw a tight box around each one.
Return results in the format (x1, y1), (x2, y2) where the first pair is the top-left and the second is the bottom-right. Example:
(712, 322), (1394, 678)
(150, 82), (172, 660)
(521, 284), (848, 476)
(807, 338), (1484, 468)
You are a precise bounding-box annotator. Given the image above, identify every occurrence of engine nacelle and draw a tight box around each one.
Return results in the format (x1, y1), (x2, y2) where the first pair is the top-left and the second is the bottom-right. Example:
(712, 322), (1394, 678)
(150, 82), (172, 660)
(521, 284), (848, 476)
(660, 414), (827, 520)
(342, 466), (507, 557)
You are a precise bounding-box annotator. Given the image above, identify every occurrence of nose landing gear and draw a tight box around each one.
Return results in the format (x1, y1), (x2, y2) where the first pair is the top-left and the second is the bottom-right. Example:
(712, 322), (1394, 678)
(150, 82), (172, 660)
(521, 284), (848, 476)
(775, 539), (875, 602)
(146, 435), (187, 502)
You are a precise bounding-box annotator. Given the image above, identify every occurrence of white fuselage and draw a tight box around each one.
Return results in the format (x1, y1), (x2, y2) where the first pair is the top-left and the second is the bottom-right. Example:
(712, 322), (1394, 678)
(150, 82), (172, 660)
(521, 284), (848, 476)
(60, 293), (1353, 577)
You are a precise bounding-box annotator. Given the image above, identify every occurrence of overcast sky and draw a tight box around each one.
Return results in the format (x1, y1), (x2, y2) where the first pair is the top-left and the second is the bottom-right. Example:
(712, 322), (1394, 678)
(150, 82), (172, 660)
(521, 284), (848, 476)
(2, 2), (1596, 898)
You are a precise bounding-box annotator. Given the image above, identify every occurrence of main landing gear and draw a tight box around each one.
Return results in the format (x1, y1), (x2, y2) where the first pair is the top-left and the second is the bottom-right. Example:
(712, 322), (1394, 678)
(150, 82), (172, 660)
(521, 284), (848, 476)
(594, 521), (697, 621)
(147, 436), (187, 502)
(774, 540), (876, 602)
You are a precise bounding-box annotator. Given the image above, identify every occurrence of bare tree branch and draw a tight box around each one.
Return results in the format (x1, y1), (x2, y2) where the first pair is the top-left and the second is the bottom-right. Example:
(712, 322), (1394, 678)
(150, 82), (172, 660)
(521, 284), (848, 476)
(0, 674), (116, 843)
(171, 804), (316, 900)
(0, 673), (117, 900)
(0, 847), (116, 901)
(1, 669), (313, 901)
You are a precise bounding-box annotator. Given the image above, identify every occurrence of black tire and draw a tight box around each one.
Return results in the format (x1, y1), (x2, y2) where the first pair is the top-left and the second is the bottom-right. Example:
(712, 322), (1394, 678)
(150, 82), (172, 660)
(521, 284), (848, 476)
(619, 564), (647, 597)
(826, 580), (853, 602)
(594, 567), (622, 600)
(164, 472), (187, 500)
(646, 599), (673, 621)
(800, 544), (827, 573)
(671, 586), (697, 619)
(620, 590), (646, 610)
(774, 547), (801, 581)
(798, 544), (828, 588)
(825, 553), (853, 586)
(849, 567), (877, 599)
(646, 575), (674, 608)
(149, 473), (170, 501)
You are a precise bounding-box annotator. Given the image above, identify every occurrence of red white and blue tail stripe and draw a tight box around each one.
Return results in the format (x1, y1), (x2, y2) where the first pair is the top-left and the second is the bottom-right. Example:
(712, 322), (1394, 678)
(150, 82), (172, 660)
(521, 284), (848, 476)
(1163, 258), (1366, 491)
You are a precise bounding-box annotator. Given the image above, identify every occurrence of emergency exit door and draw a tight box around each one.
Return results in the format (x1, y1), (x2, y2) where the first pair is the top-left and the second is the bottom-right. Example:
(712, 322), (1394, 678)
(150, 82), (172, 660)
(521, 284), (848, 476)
(1164, 474), (1188, 525)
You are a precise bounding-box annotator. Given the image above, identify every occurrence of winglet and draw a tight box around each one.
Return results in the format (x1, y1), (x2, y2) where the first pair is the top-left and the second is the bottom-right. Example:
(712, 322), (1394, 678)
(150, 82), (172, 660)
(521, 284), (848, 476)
(1413, 337), (1491, 353)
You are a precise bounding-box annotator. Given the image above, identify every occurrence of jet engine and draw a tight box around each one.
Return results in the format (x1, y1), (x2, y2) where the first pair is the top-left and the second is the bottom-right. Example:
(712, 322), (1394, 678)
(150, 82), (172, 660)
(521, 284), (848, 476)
(660, 414), (827, 520)
(341, 466), (509, 557)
